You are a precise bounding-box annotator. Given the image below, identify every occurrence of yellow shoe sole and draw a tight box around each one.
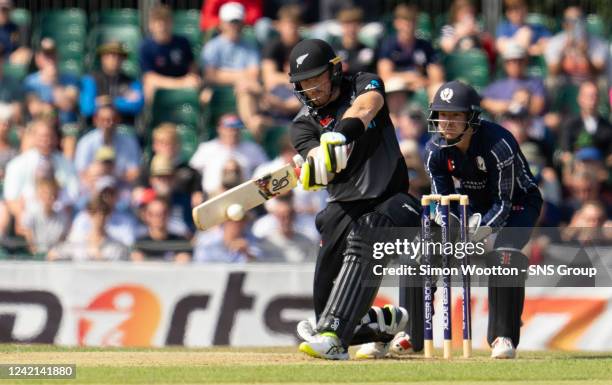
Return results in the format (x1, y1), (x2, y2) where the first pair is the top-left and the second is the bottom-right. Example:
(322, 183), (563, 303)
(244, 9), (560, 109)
(299, 342), (322, 358)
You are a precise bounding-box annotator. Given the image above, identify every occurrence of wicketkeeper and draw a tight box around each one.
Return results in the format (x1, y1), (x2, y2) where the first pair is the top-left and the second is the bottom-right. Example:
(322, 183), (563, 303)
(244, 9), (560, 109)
(411, 80), (543, 359)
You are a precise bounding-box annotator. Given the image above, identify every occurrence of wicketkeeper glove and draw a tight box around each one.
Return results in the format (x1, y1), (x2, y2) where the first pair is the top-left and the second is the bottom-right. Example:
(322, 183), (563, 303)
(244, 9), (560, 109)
(320, 132), (350, 173)
(468, 213), (493, 243)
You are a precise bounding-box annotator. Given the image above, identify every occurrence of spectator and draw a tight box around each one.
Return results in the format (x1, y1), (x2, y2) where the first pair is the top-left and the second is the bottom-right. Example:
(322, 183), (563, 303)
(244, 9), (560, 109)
(0, 0), (31, 66)
(24, 92), (53, 124)
(48, 197), (129, 261)
(77, 146), (132, 212)
(190, 114), (267, 196)
(22, 178), (71, 255)
(440, 0), (491, 56)
(495, 0), (550, 57)
(0, 45), (24, 113)
(562, 200), (610, 245)
(74, 104), (141, 185)
(131, 198), (191, 263)
(385, 77), (411, 129)
(331, 6), (376, 76)
(193, 216), (262, 263)
(559, 81), (612, 164)
(395, 105), (429, 148)
(80, 42), (144, 125)
(201, 2), (268, 138)
(501, 98), (554, 164)
(137, 123), (203, 205)
(544, 6), (608, 84)
(0, 103), (16, 178)
(146, 155), (192, 235)
(377, 4), (444, 96)
(258, 196), (317, 262)
(140, 4), (200, 102)
(4, 120), (79, 229)
(259, 4), (302, 122)
(561, 168), (609, 223)
(0, 103), (15, 235)
(67, 175), (138, 246)
(400, 139), (429, 197)
(482, 42), (546, 117)
(200, 0), (263, 31)
(23, 38), (79, 132)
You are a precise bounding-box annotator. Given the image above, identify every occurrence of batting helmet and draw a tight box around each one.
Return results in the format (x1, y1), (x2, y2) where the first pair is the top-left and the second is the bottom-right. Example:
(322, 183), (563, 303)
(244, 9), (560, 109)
(428, 80), (482, 146)
(288, 39), (342, 109)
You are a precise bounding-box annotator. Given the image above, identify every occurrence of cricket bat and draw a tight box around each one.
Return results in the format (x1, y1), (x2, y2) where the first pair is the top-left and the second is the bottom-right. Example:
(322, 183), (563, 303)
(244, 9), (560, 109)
(192, 155), (304, 231)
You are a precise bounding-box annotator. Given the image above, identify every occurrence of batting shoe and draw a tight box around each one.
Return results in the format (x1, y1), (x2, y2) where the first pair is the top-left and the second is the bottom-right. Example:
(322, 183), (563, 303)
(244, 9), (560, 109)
(296, 318), (317, 342)
(491, 337), (516, 359)
(299, 332), (349, 360)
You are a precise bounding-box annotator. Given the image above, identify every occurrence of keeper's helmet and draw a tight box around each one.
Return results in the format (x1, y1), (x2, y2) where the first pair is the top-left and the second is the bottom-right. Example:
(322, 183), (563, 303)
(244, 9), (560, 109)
(288, 39), (343, 109)
(428, 80), (482, 147)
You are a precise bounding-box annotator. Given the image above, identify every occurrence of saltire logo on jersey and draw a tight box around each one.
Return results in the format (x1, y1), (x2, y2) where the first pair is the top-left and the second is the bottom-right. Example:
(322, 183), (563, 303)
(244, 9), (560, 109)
(447, 158), (455, 171)
(364, 79), (380, 90)
(319, 115), (335, 128)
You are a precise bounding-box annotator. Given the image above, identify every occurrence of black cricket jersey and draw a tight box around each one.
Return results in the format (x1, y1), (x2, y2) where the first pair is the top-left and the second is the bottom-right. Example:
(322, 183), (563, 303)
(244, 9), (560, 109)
(424, 120), (541, 228)
(290, 72), (407, 202)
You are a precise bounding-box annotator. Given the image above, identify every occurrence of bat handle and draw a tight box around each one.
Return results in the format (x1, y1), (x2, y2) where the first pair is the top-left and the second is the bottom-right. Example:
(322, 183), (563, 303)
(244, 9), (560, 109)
(292, 154), (304, 179)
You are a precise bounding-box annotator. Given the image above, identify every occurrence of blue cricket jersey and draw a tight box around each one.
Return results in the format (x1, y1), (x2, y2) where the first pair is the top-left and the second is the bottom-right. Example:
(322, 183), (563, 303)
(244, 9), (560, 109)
(424, 119), (541, 228)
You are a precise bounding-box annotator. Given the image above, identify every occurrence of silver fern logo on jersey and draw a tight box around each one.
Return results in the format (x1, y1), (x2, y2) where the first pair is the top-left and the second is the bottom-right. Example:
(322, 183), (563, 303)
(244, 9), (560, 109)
(440, 88), (454, 103)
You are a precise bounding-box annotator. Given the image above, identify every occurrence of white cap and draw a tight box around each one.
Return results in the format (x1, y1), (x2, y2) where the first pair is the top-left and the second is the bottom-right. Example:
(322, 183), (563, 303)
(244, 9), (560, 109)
(385, 77), (409, 94)
(503, 42), (526, 60)
(219, 2), (245, 22)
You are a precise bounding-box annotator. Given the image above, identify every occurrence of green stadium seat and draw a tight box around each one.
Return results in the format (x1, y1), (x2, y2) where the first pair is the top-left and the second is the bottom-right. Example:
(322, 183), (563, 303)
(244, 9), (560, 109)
(407, 88), (430, 111)
(94, 8), (140, 27)
(151, 88), (202, 132)
(10, 8), (30, 28)
(3, 62), (28, 80)
(526, 13), (558, 33)
(172, 10), (203, 56)
(416, 13), (432, 41)
(585, 14), (607, 38)
(59, 59), (84, 76)
(205, 85), (237, 137)
(173, 9), (200, 27)
(526, 55), (547, 78)
(443, 49), (490, 90)
(40, 8), (87, 28)
(262, 125), (289, 159)
(176, 124), (199, 162)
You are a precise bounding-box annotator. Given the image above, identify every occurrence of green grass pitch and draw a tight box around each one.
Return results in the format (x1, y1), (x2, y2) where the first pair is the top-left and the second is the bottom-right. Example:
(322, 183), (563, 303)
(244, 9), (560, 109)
(0, 345), (610, 384)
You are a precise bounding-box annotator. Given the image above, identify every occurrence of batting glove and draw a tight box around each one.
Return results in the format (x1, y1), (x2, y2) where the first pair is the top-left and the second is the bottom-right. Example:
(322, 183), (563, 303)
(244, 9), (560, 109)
(320, 132), (350, 173)
(300, 148), (333, 191)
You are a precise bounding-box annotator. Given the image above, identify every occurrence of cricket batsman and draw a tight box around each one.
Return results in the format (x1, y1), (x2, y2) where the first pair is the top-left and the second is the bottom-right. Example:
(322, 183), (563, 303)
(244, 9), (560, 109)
(287, 39), (422, 360)
(420, 80), (543, 359)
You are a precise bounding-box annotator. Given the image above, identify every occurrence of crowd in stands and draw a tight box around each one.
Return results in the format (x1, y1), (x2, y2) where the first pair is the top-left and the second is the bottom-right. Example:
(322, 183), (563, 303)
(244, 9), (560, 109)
(0, 0), (609, 263)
